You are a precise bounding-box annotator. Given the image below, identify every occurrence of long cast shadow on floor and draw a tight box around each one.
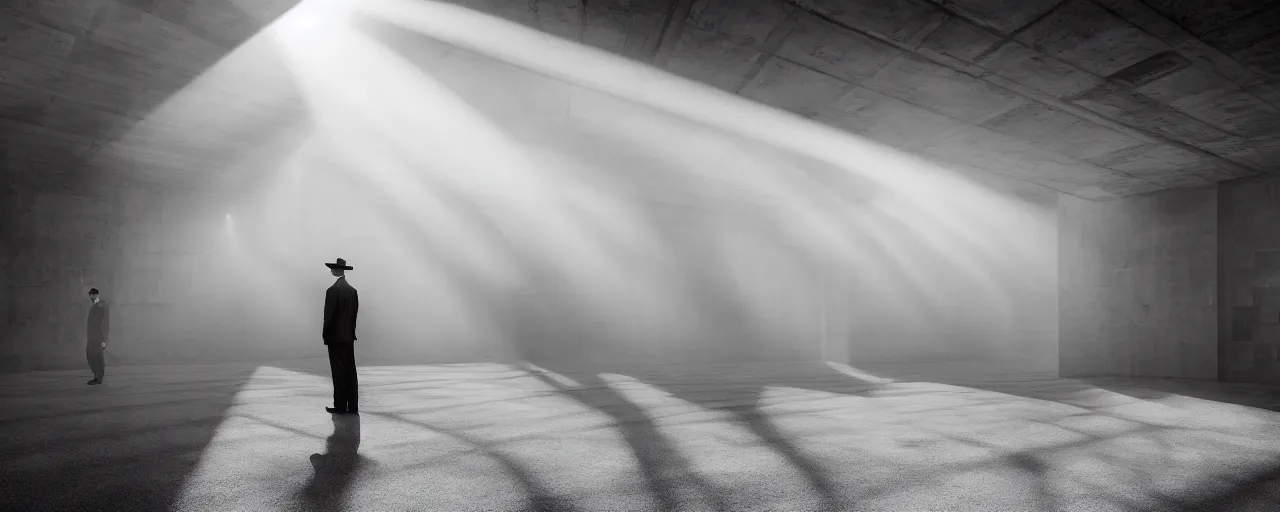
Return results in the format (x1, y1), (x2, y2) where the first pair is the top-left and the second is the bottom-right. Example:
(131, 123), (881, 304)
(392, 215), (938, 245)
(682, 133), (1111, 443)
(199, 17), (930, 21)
(370, 410), (582, 512)
(0, 365), (260, 512)
(269, 358), (586, 512)
(295, 414), (369, 512)
(523, 367), (738, 512)
(525, 359), (889, 512)
(277, 357), (884, 511)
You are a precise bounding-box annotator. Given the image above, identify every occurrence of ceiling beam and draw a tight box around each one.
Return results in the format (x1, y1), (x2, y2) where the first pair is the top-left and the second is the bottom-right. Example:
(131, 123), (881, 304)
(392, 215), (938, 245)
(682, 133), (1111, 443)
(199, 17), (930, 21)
(650, 0), (696, 67)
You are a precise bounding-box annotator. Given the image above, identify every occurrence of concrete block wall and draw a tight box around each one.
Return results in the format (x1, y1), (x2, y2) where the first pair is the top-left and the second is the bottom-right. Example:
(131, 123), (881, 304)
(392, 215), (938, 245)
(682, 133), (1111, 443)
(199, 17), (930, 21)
(1218, 176), (1280, 384)
(1058, 187), (1217, 379)
(0, 177), (275, 372)
(2, 179), (157, 371)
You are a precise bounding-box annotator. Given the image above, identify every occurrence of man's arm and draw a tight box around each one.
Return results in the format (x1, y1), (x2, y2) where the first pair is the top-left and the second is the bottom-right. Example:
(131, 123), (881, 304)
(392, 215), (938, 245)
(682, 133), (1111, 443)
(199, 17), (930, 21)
(351, 291), (358, 340)
(323, 288), (336, 338)
(102, 303), (110, 347)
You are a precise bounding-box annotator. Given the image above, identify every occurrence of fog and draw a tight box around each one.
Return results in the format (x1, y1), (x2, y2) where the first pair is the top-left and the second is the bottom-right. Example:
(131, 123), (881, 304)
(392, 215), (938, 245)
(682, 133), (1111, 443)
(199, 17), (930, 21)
(11, 0), (1058, 371)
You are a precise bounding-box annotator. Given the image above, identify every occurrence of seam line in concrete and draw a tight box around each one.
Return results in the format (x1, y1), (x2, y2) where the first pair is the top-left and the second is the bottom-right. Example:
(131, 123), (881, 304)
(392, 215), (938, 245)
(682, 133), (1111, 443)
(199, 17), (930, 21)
(650, 0), (696, 66)
(732, 6), (802, 94)
(970, 0), (1070, 63)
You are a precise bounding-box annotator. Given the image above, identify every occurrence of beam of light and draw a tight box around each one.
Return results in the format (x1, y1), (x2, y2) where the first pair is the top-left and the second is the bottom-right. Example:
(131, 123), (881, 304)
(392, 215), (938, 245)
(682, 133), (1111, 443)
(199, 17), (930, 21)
(824, 362), (894, 384)
(344, 0), (1058, 271)
(518, 361), (583, 389)
(272, 0), (1049, 365)
(101, 0), (1061, 379)
(273, 26), (637, 307)
(269, 27), (547, 359)
(348, 0), (1024, 203)
(268, 10), (740, 361)
(171, 366), (337, 510)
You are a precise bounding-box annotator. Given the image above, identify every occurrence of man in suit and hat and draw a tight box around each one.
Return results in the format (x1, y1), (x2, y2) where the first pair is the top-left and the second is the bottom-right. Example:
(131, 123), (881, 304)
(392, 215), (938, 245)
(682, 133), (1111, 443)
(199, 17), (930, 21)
(86, 288), (109, 385)
(323, 258), (360, 414)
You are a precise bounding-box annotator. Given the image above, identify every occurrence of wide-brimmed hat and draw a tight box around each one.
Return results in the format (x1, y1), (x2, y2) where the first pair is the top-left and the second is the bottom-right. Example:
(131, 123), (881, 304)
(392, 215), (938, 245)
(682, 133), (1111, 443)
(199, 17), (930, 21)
(325, 258), (353, 270)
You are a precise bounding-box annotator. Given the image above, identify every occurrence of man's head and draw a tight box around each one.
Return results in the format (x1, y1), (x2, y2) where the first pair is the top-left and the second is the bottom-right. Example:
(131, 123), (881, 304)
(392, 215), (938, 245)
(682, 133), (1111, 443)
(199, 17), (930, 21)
(88, 288), (99, 303)
(325, 258), (352, 277)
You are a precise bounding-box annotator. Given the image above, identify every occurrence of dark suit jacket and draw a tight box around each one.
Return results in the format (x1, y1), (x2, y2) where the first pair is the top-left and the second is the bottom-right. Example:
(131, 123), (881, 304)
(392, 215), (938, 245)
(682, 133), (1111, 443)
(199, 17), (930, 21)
(323, 277), (359, 345)
(86, 300), (109, 343)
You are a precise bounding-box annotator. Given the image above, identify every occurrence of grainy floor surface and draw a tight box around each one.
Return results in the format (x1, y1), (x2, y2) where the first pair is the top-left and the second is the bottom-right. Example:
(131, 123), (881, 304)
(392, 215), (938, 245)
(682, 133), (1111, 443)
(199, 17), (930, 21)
(2, 358), (1278, 511)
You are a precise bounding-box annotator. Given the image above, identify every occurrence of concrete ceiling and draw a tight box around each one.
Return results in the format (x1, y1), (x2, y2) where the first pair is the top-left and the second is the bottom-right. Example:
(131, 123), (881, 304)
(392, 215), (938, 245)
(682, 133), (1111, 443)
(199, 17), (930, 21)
(2, 0), (1278, 199)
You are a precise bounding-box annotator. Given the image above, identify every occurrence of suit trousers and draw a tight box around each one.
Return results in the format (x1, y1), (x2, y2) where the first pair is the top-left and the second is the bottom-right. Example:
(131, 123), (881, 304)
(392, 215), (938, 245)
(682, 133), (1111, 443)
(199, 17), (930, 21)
(86, 342), (105, 380)
(326, 343), (358, 412)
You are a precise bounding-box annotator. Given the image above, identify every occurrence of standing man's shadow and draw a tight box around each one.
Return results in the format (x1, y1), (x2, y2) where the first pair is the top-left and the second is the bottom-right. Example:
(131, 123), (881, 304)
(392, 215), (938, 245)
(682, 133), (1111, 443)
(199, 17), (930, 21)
(297, 414), (369, 511)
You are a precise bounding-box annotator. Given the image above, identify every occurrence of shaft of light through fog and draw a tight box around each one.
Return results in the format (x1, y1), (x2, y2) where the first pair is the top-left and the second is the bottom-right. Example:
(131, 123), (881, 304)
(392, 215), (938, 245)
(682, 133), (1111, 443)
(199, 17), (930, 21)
(101, 0), (1058, 368)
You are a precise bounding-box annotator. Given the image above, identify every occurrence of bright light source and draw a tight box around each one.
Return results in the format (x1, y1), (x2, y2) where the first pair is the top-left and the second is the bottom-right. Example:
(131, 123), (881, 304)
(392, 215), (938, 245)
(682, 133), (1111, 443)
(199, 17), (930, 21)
(277, 0), (350, 33)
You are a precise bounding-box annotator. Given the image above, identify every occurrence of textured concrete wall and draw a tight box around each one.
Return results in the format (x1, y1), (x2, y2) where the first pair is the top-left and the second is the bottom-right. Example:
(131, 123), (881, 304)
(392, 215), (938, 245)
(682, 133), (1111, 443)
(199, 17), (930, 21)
(1, 178), (158, 371)
(1058, 187), (1217, 378)
(2, 181), (148, 372)
(1218, 176), (1280, 384)
(0, 177), (283, 371)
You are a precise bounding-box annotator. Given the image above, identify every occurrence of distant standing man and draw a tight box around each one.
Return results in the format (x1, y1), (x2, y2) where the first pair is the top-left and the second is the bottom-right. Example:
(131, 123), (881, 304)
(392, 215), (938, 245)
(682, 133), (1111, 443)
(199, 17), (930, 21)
(323, 258), (360, 414)
(86, 288), (109, 385)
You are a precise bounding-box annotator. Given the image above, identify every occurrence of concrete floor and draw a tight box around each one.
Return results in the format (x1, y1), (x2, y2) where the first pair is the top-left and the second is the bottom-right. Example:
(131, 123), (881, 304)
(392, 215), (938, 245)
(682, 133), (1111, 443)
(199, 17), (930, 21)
(2, 358), (1279, 512)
